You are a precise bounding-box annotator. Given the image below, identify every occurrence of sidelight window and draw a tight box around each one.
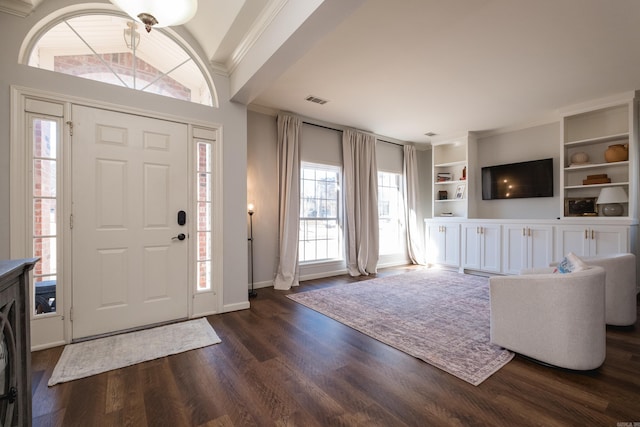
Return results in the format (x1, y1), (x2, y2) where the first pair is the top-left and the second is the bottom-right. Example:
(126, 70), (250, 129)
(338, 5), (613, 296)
(31, 116), (61, 315)
(196, 140), (212, 291)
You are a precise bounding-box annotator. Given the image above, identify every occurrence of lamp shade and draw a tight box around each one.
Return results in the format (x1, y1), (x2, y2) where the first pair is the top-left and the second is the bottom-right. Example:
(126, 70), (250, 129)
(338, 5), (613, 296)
(596, 187), (628, 204)
(110, 0), (197, 29)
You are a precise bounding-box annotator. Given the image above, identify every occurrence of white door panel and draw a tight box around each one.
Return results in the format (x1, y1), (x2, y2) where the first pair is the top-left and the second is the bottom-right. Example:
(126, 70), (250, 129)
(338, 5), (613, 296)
(72, 106), (188, 339)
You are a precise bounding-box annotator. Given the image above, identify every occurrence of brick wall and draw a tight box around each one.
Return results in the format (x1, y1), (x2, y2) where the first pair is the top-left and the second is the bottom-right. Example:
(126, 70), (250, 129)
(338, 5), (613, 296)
(54, 53), (192, 101)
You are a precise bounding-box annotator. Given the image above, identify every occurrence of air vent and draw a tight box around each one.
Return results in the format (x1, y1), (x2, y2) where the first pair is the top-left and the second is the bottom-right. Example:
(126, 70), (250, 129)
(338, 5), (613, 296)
(305, 95), (328, 105)
(424, 132), (437, 137)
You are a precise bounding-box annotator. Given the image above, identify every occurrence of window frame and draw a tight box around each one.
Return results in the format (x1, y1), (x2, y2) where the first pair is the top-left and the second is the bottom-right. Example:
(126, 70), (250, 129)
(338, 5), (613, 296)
(299, 162), (343, 264)
(195, 138), (213, 292)
(377, 170), (406, 257)
(27, 112), (63, 317)
(19, 8), (217, 108)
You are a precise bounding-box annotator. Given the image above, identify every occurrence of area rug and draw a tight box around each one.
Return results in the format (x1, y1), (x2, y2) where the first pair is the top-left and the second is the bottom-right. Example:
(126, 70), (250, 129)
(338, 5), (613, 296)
(48, 318), (221, 386)
(287, 269), (513, 385)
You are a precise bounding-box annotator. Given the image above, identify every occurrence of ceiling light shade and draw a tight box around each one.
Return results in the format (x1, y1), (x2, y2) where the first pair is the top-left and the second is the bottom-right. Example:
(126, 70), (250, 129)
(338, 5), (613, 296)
(110, 0), (198, 32)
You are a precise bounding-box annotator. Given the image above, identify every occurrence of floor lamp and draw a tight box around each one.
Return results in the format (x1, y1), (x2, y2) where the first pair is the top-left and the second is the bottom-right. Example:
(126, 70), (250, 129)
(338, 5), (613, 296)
(248, 203), (257, 298)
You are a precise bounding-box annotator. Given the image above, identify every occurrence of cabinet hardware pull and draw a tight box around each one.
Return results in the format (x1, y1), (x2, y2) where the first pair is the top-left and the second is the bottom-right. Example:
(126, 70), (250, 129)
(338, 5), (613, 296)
(527, 228), (531, 237)
(585, 229), (588, 239)
(522, 228), (526, 236)
(591, 230), (595, 240)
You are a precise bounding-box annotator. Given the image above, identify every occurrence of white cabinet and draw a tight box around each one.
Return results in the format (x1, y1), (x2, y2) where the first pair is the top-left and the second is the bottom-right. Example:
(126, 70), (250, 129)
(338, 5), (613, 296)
(556, 224), (629, 258)
(462, 223), (501, 273)
(502, 224), (554, 274)
(425, 222), (460, 268)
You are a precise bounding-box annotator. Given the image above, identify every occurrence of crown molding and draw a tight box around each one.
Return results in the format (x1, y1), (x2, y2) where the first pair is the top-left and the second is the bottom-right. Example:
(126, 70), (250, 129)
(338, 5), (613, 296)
(208, 61), (230, 78)
(225, 0), (288, 75)
(0, 0), (37, 17)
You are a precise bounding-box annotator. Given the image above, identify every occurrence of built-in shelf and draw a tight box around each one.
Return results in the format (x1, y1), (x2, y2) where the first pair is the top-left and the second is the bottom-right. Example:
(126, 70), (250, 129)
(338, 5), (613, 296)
(564, 132), (629, 148)
(434, 160), (467, 168)
(434, 180), (467, 185)
(561, 96), (636, 218)
(564, 182), (630, 190)
(431, 133), (476, 218)
(564, 161), (629, 171)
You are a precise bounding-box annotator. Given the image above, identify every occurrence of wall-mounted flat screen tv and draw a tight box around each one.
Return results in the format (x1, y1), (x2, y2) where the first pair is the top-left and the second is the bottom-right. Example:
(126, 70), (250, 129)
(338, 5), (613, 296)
(482, 158), (554, 200)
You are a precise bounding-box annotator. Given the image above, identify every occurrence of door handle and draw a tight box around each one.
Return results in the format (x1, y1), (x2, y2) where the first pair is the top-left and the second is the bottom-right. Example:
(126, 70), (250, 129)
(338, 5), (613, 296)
(172, 233), (186, 241)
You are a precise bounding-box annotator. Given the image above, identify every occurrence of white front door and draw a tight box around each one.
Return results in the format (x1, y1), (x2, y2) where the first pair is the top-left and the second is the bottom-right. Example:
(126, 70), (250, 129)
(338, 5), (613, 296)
(71, 105), (189, 339)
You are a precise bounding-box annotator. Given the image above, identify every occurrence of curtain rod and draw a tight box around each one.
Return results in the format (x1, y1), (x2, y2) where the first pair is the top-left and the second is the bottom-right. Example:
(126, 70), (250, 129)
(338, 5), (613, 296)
(302, 121), (405, 147)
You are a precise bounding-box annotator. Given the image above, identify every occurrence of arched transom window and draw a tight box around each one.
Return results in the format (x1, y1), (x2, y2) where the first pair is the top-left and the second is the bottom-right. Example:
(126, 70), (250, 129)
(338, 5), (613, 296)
(26, 13), (215, 106)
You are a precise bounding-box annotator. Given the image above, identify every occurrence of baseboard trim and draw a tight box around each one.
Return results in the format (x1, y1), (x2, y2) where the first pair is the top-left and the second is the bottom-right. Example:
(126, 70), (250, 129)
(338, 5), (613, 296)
(31, 340), (66, 352)
(222, 301), (250, 313)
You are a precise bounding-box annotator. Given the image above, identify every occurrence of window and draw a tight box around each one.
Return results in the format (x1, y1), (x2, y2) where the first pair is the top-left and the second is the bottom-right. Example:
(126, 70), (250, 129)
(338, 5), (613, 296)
(26, 14), (214, 106)
(31, 115), (61, 315)
(196, 140), (212, 291)
(299, 164), (342, 262)
(378, 172), (405, 255)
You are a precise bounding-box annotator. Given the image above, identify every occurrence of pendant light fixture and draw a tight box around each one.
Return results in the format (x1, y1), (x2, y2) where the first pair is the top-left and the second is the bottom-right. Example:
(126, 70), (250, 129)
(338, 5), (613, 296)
(110, 0), (198, 33)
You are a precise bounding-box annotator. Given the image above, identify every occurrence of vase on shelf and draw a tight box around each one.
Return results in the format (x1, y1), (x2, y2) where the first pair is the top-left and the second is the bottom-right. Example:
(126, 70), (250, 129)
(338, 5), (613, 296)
(604, 144), (628, 163)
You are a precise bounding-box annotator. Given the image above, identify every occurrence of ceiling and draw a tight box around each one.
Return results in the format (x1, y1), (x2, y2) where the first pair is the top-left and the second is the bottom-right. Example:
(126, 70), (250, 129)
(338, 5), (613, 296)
(221, 0), (640, 144)
(8, 0), (640, 144)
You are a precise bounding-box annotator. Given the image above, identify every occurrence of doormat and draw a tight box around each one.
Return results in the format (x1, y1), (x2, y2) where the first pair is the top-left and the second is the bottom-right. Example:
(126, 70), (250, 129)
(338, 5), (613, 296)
(48, 318), (221, 386)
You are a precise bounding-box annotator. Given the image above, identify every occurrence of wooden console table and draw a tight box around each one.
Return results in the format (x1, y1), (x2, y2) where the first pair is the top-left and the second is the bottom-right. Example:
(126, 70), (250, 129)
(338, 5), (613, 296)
(0, 258), (38, 427)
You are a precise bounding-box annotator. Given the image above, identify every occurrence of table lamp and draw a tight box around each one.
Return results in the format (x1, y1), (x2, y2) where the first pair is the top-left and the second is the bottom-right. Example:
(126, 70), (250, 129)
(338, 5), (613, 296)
(596, 187), (628, 216)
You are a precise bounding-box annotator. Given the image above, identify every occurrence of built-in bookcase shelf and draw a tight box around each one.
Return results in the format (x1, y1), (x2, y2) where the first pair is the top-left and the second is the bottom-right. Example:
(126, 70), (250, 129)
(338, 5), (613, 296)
(431, 133), (476, 218)
(560, 94), (637, 219)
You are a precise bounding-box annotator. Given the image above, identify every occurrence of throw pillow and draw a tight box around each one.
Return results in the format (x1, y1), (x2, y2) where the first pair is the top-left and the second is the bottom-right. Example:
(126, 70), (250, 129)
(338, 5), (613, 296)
(554, 252), (588, 273)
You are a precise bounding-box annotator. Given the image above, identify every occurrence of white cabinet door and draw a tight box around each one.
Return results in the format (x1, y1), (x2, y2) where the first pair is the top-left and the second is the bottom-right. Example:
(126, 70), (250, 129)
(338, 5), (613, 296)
(426, 222), (460, 267)
(590, 226), (629, 256)
(480, 224), (502, 272)
(503, 223), (553, 273)
(461, 224), (481, 270)
(426, 224), (444, 265)
(462, 223), (501, 273)
(556, 225), (590, 258)
(556, 225), (629, 258)
(502, 224), (527, 274)
(527, 225), (554, 269)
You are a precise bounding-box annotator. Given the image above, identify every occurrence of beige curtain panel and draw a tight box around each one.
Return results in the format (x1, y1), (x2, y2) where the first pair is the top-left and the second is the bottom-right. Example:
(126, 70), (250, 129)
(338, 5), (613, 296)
(403, 145), (426, 265)
(273, 114), (301, 290)
(342, 129), (379, 276)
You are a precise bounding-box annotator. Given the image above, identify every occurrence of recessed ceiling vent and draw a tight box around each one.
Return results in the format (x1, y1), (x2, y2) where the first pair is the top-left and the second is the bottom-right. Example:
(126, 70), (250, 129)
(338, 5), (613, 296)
(424, 132), (437, 137)
(305, 95), (328, 105)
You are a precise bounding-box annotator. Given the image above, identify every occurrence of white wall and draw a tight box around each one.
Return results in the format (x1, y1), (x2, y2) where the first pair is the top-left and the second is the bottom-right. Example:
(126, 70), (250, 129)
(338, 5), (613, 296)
(475, 122), (561, 219)
(0, 0), (249, 311)
(247, 110), (279, 287)
(247, 110), (417, 286)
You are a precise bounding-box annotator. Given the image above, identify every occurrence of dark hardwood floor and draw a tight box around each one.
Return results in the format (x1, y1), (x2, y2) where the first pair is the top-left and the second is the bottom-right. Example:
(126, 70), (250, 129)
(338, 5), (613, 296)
(32, 265), (640, 426)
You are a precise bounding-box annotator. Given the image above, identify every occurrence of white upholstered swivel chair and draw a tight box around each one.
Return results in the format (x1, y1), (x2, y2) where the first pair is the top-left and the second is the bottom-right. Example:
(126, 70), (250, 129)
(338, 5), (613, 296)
(489, 266), (606, 370)
(574, 253), (637, 326)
